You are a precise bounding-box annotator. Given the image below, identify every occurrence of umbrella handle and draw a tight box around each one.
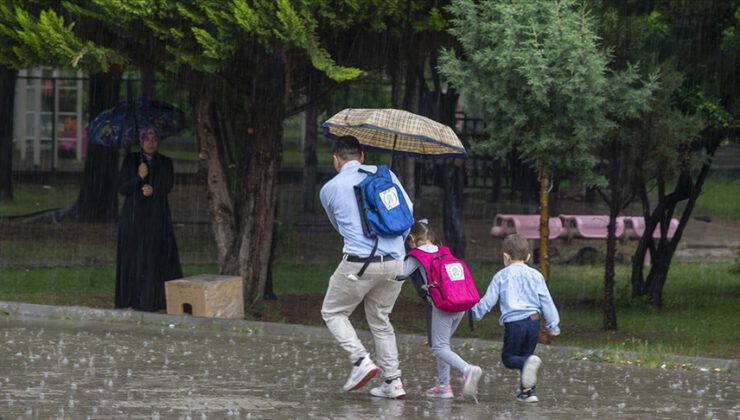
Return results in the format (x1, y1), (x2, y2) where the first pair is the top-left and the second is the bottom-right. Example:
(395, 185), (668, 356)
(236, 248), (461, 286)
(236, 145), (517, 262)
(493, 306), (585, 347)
(390, 134), (397, 168)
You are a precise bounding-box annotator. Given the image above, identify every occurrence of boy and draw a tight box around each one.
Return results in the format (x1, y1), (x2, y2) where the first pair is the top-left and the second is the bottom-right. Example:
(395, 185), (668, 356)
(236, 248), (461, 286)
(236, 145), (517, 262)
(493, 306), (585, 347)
(470, 234), (560, 403)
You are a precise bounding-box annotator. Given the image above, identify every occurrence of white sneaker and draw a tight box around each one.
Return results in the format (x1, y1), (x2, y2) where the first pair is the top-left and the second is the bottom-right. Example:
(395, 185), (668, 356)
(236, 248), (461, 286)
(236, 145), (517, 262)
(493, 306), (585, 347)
(370, 377), (406, 399)
(521, 355), (541, 389)
(425, 384), (454, 399)
(342, 357), (379, 392)
(516, 386), (539, 403)
(461, 365), (482, 398)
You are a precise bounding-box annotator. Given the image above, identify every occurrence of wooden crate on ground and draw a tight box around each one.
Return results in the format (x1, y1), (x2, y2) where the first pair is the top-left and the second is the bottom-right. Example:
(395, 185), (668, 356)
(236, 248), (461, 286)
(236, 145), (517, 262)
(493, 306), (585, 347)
(165, 274), (244, 319)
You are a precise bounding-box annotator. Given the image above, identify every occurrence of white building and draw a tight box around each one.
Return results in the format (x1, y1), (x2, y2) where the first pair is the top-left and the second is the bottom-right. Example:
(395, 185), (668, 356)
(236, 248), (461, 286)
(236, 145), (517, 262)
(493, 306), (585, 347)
(13, 68), (86, 169)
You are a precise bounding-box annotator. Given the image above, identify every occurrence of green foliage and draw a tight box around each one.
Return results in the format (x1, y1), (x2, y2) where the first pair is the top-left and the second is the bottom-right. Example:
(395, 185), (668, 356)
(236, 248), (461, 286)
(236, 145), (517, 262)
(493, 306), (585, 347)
(596, 2), (727, 184)
(3, 0), (377, 82)
(603, 63), (657, 122)
(646, 10), (669, 37)
(0, 1), (114, 69)
(438, 0), (612, 180)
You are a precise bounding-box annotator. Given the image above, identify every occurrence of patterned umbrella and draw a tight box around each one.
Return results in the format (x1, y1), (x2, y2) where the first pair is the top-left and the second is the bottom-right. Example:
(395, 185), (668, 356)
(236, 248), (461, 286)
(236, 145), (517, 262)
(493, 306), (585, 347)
(87, 99), (186, 149)
(322, 108), (467, 159)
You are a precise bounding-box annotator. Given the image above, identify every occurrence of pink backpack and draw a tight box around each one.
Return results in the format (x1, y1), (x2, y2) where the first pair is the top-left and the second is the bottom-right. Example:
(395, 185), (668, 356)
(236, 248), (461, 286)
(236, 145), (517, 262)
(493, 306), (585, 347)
(408, 246), (480, 313)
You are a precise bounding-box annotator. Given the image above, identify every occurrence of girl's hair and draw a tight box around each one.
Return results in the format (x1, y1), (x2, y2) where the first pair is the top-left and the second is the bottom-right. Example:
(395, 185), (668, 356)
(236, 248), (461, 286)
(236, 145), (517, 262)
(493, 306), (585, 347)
(408, 219), (441, 247)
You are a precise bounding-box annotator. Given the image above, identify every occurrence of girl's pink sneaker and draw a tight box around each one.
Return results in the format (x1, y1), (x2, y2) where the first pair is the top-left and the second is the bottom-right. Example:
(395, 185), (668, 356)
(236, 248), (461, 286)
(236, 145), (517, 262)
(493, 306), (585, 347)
(425, 384), (454, 399)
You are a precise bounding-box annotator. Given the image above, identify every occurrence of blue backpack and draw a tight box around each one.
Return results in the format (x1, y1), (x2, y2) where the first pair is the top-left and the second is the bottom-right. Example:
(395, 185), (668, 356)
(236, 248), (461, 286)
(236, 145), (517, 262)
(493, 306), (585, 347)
(353, 165), (413, 276)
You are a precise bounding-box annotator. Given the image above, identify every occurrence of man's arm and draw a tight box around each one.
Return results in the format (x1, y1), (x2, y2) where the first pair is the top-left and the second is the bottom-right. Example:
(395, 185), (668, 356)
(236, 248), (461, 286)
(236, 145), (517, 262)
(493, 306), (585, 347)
(319, 184), (339, 232)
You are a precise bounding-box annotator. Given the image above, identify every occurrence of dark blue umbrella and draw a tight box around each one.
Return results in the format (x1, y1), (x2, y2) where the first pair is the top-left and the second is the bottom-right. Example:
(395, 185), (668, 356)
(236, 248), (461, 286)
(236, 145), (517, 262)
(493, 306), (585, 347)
(87, 99), (186, 149)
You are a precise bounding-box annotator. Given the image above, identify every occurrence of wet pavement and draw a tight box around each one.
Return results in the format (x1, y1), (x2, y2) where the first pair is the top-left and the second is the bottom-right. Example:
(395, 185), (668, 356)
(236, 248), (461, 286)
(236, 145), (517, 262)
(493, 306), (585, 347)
(0, 314), (737, 419)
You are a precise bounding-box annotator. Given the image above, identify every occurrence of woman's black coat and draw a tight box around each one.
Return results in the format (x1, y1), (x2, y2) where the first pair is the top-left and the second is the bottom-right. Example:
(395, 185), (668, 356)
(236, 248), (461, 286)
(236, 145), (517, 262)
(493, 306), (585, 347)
(115, 152), (182, 311)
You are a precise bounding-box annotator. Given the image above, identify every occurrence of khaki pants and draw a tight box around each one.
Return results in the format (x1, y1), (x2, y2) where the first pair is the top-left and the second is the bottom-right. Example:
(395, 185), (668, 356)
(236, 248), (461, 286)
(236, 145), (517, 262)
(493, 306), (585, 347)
(321, 257), (404, 380)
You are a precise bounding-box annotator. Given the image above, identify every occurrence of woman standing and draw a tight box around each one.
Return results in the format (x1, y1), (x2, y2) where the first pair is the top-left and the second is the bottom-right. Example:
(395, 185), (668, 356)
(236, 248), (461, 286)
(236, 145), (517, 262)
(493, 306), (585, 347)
(115, 127), (182, 311)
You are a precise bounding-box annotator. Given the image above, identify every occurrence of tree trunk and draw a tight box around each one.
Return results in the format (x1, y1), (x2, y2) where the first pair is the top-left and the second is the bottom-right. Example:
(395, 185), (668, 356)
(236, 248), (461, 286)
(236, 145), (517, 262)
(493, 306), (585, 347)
(393, 37), (421, 201)
(630, 182), (651, 297)
(537, 164), (550, 281)
(66, 70), (123, 222)
(238, 54), (285, 306)
(0, 65), (17, 201)
(301, 104), (318, 213)
(600, 137), (630, 331)
(647, 252), (670, 307)
(603, 207), (619, 331)
(190, 76), (240, 275)
(443, 158), (466, 257)
(645, 150), (716, 306)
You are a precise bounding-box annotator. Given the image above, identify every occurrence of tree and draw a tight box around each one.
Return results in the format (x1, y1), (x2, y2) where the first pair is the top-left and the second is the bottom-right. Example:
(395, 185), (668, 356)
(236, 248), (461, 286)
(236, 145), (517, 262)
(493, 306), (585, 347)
(598, 0), (738, 306)
(0, 1), (124, 220)
(439, 0), (612, 280)
(595, 65), (657, 330)
(7, 0), (434, 307)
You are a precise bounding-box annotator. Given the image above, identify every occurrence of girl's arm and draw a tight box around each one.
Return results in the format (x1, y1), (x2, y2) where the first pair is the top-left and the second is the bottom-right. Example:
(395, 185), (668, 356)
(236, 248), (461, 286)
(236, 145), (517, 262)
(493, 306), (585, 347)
(398, 256), (422, 279)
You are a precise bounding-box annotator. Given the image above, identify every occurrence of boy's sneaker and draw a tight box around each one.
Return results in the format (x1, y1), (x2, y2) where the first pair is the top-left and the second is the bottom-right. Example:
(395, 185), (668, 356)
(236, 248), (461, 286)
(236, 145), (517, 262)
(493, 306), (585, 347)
(521, 355), (541, 389)
(516, 386), (539, 403)
(370, 377), (406, 399)
(461, 365), (483, 398)
(425, 384), (454, 399)
(342, 357), (379, 392)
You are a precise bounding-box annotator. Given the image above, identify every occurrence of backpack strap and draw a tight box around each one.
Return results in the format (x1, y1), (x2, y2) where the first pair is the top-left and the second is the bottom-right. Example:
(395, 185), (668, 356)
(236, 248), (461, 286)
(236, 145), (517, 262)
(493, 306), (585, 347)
(424, 299), (433, 348)
(353, 166), (379, 278)
(353, 185), (372, 238)
(356, 236), (378, 278)
(358, 167), (376, 176)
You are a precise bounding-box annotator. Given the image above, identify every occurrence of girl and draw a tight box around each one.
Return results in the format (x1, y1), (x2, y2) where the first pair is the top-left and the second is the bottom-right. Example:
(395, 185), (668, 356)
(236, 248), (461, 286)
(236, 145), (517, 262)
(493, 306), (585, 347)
(401, 220), (482, 400)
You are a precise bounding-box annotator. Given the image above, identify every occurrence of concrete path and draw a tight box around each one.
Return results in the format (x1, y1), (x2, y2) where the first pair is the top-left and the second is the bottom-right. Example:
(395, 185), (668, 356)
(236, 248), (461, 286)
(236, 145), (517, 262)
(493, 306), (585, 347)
(0, 304), (737, 419)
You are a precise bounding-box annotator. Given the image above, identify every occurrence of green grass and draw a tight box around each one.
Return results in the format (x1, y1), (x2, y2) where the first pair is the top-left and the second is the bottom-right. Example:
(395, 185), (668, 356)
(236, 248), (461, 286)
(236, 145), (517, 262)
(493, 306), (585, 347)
(270, 261), (740, 361)
(694, 173), (740, 219)
(159, 147), (198, 161)
(0, 184), (77, 216)
(0, 264), (216, 307)
(1, 261), (738, 361)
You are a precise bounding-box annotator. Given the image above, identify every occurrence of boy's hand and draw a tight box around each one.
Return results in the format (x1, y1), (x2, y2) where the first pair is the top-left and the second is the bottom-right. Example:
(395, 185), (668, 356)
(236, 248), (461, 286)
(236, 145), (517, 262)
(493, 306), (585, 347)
(548, 331), (560, 337)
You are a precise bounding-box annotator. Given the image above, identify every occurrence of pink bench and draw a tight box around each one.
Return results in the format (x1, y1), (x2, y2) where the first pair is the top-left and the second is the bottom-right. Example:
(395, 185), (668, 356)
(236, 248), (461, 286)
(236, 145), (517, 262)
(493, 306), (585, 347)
(627, 217), (679, 239)
(490, 214), (680, 244)
(559, 214), (627, 240)
(489, 214), (565, 240)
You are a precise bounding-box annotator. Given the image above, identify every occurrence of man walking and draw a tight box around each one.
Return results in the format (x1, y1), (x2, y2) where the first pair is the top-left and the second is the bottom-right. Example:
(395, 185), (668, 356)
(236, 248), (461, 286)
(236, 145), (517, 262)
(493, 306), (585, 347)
(320, 136), (412, 399)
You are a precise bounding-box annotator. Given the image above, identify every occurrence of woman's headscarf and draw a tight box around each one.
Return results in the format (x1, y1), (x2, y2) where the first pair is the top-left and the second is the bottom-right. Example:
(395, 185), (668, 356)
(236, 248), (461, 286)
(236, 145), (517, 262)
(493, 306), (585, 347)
(138, 126), (160, 144)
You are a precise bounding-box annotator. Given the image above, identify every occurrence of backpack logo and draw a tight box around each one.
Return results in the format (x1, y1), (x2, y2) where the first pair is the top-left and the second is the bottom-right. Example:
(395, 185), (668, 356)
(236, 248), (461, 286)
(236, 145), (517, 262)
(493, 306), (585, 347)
(445, 263), (465, 281)
(379, 187), (400, 210)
